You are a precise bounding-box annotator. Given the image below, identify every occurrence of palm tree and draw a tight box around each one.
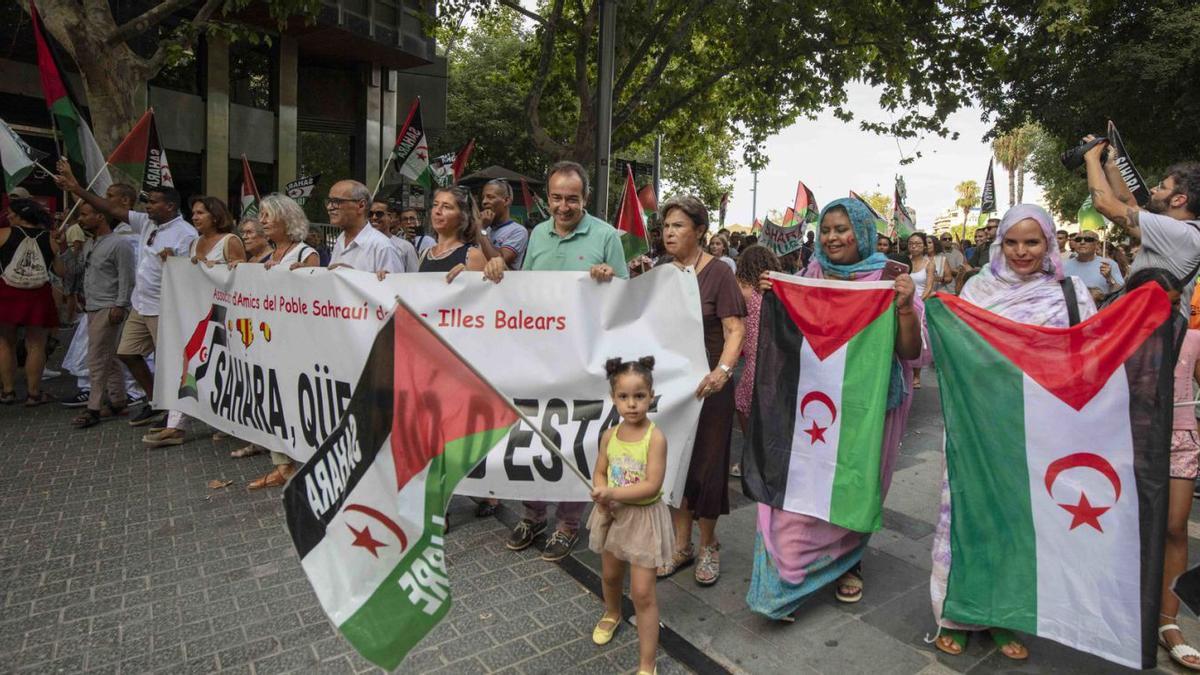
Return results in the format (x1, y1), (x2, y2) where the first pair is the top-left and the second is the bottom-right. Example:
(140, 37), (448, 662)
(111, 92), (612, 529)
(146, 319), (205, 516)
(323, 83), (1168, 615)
(992, 123), (1040, 206)
(955, 180), (981, 238)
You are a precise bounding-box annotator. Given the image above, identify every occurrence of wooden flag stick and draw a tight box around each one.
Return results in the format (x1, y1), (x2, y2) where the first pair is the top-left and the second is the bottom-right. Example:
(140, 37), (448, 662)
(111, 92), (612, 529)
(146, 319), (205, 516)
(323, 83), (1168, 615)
(60, 160), (111, 224)
(370, 153), (397, 202)
(393, 294), (593, 489)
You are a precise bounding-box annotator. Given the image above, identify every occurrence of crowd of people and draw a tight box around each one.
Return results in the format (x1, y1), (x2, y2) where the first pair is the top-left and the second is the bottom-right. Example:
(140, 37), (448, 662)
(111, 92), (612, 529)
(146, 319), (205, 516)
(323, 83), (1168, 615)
(3, 138), (1200, 674)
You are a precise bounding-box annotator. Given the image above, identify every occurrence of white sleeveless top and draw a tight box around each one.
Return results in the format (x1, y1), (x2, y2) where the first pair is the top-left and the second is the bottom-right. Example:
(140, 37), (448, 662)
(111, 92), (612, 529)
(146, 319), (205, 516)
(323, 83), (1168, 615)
(189, 233), (237, 263)
(910, 261), (929, 297)
(274, 242), (317, 267)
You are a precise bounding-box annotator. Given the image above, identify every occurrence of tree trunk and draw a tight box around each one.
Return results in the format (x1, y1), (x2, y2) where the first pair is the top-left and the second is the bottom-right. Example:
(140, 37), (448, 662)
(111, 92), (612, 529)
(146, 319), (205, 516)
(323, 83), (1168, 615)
(1017, 166), (1025, 204)
(28, 1), (148, 154)
(1008, 168), (1016, 207)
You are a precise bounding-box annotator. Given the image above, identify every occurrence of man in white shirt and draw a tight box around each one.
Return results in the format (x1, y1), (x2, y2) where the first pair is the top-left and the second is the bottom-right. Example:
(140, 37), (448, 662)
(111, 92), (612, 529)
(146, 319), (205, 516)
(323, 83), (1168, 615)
(55, 162), (197, 427)
(327, 181), (404, 274)
(370, 198), (417, 272)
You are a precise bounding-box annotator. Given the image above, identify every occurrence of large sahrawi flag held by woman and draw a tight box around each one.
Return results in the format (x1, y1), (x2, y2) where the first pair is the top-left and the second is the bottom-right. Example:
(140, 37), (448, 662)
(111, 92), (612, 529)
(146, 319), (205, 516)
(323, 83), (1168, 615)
(742, 273), (896, 532)
(928, 284), (1173, 669)
(284, 301), (518, 669)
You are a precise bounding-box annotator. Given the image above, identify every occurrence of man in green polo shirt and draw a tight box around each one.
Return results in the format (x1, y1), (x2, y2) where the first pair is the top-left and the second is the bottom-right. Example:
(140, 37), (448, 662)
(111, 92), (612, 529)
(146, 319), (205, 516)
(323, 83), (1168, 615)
(483, 160), (627, 561)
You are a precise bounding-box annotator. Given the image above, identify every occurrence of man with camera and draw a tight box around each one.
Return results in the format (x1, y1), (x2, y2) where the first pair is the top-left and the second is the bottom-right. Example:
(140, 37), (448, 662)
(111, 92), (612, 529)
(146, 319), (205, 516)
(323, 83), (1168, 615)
(1082, 135), (1200, 313)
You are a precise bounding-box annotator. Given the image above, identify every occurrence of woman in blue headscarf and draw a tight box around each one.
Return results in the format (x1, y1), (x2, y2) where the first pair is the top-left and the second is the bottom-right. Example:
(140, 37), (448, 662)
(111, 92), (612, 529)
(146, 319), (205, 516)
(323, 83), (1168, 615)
(747, 198), (921, 618)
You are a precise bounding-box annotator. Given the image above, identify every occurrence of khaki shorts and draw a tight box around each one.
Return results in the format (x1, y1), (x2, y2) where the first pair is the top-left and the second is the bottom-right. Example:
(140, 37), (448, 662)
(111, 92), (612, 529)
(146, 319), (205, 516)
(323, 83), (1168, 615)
(117, 310), (158, 357)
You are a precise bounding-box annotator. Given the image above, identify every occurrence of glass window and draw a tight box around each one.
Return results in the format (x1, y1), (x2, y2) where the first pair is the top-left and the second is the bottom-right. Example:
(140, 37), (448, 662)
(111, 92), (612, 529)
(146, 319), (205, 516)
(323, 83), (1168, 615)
(230, 43), (274, 110)
(298, 131), (353, 225)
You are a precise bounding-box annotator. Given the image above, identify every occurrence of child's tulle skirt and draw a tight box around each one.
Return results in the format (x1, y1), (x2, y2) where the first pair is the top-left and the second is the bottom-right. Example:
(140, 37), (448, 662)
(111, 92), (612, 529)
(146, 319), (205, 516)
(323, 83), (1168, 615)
(587, 499), (675, 569)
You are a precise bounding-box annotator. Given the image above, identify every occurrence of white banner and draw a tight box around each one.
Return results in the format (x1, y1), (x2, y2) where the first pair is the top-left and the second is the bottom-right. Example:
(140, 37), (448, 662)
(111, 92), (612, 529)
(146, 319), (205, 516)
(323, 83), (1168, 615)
(156, 261), (709, 504)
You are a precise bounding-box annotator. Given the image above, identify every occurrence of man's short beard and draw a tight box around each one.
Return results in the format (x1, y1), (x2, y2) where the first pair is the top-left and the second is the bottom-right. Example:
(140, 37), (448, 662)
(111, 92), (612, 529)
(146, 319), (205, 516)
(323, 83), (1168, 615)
(1146, 194), (1170, 215)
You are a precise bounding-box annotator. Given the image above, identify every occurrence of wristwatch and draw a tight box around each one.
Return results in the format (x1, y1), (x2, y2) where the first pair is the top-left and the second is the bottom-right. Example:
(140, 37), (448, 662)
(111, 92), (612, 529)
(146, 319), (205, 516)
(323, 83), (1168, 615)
(718, 363), (732, 376)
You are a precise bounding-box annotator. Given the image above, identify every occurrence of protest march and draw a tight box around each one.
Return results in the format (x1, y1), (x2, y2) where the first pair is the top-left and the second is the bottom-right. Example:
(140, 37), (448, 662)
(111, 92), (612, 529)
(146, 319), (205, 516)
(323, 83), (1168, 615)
(5, 1), (1200, 673)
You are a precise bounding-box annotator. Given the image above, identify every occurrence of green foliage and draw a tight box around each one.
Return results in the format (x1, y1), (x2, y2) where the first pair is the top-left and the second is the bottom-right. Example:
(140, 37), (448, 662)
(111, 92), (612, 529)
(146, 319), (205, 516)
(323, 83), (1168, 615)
(440, 0), (1003, 206)
(859, 191), (891, 219)
(955, 180), (980, 223)
(983, 1), (1200, 217)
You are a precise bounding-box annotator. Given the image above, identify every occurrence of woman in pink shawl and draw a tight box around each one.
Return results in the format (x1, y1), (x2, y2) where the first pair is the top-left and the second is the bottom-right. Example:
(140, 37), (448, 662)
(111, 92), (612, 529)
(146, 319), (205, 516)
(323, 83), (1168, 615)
(931, 204), (1096, 660)
(747, 198), (921, 618)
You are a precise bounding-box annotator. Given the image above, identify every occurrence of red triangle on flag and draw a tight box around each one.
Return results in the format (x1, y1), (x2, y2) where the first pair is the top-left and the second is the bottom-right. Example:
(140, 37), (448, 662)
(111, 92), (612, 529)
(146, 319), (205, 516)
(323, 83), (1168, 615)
(938, 284), (1171, 410)
(772, 274), (896, 360)
(616, 167), (647, 240)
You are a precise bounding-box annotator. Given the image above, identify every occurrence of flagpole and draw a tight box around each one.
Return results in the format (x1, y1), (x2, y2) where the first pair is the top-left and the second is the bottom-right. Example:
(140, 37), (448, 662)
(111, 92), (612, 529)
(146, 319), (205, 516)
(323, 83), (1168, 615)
(60, 160), (111, 224)
(370, 154), (397, 202)
(393, 295), (593, 490)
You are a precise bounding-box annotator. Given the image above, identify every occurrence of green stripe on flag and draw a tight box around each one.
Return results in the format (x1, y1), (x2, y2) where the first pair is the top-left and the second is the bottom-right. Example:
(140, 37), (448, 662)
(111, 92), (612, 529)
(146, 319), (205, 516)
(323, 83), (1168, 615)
(339, 425), (511, 668)
(927, 299), (1036, 633)
(621, 231), (648, 262)
(829, 307), (896, 530)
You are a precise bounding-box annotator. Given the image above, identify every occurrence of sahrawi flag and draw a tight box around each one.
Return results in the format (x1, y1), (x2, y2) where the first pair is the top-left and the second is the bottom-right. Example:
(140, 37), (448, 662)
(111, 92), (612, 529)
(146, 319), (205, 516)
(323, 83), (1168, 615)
(240, 155), (260, 218)
(107, 109), (174, 191)
(0, 118), (47, 193)
(928, 284), (1174, 669)
(742, 272), (896, 531)
(391, 97), (432, 188)
(285, 299), (519, 669)
(285, 174), (321, 206)
(616, 165), (649, 261)
(30, 2), (110, 195)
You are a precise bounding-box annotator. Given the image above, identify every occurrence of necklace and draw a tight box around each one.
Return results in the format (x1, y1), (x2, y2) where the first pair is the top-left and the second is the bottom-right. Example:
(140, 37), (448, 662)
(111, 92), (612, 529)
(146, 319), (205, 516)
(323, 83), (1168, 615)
(272, 241), (297, 262)
(674, 248), (703, 270)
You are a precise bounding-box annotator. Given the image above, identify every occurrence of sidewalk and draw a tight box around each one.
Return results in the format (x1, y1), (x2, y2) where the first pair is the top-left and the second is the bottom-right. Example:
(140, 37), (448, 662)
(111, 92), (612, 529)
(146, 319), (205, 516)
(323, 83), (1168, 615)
(2, 352), (1199, 673)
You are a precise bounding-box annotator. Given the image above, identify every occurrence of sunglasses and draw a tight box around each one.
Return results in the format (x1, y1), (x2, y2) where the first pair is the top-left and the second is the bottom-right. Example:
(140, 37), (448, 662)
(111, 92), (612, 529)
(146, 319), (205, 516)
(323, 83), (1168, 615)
(1074, 236), (1099, 243)
(368, 210), (386, 218)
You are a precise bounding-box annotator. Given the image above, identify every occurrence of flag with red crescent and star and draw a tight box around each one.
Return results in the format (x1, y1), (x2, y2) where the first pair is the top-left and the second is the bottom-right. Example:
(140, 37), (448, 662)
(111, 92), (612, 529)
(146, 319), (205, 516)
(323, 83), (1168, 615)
(742, 272), (897, 532)
(927, 283), (1174, 669)
(284, 300), (519, 669)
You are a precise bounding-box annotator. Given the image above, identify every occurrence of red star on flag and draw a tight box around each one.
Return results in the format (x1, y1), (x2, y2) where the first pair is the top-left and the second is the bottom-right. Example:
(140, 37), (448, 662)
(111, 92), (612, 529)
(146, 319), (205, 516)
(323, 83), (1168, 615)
(1058, 492), (1110, 532)
(349, 524), (387, 557)
(804, 420), (827, 444)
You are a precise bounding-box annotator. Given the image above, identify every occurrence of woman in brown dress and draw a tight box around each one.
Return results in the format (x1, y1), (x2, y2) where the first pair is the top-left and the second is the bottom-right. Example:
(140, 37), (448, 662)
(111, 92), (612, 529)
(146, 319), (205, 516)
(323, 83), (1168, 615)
(655, 195), (746, 586)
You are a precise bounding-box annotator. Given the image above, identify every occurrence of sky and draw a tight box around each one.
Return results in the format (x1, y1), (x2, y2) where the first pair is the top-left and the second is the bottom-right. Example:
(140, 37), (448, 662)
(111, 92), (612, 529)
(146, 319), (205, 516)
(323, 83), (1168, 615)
(722, 83), (1042, 231)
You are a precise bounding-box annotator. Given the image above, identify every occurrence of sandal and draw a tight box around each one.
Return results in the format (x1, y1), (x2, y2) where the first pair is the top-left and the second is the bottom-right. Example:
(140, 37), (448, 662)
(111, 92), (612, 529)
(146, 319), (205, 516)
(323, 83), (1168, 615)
(230, 445), (266, 459)
(591, 613), (621, 645)
(71, 409), (101, 429)
(835, 565), (864, 603)
(1160, 624), (1200, 670)
(99, 403), (128, 418)
(934, 629), (968, 656)
(248, 465), (293, 490)
(656, 544), (696, 579)
(0, 390), (15, 405)
(990, 628), (1028, 661)
(695, 543), (721, 586)
(24, 391), (52, 407)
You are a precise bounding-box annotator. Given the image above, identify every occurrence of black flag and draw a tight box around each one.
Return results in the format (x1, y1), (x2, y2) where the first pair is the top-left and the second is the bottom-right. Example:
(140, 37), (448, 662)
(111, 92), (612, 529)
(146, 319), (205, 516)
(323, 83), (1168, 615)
(980, 160), (996, 213)
(1107, 121), (1150, 207)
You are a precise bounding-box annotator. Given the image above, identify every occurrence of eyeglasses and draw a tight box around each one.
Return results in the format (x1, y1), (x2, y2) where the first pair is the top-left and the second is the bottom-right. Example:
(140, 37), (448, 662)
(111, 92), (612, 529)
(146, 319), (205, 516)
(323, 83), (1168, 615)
(325, 197), (362, 208)
(1074, 236), (1099, 243)
(368, 210), (386, 218)
(940, 237), (952, 241)
(400, 216), (420, 223)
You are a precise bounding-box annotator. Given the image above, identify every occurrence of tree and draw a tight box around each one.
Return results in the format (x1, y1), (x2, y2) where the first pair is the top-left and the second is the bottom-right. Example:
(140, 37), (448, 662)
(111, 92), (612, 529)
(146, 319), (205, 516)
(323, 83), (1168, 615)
(982, 1), (1200, 212)
(991, 123), (1040, 208)
(860, 191), (891, 220)
(443, 0), (1003, 190)
(955, 180), (980, 231)
(20, 0), (320, 153)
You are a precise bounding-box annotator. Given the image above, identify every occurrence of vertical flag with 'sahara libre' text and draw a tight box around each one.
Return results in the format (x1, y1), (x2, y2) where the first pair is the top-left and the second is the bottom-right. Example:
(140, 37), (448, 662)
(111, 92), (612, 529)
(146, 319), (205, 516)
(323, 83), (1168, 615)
(742, 273), (897, 532)
(392, 98), (432, 188)
(285, 300), (519, 669)
(928, 285), (1173, 669)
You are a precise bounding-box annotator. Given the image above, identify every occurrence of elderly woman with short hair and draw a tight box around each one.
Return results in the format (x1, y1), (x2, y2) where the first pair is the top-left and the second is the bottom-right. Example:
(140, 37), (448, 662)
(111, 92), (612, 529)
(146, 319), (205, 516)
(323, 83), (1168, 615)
(260, 194), (319, 270)
(654, 195), (746, 586)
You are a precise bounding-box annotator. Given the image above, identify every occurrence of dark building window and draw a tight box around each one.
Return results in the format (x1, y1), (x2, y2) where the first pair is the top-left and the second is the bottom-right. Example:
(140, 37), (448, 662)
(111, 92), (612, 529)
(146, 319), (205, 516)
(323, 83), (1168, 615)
(230, 43), (274, 110)
(299, 130), (353, 225)
(152, 47), (201, 95)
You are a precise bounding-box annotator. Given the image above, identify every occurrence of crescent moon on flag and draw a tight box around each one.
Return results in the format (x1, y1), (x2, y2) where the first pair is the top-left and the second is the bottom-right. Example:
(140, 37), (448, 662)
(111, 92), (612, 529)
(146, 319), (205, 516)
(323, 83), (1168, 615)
(1044, 452), (1122, 501)
(345, 503), (409, 551)
(800, 391), (837, 423)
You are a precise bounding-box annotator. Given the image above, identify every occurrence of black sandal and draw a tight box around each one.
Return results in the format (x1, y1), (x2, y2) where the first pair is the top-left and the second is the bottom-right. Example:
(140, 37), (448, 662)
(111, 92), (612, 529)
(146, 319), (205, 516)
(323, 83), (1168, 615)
(24, 392), (52, 407)
(0, 390), (15, 405)
(72, 410), (101, 429)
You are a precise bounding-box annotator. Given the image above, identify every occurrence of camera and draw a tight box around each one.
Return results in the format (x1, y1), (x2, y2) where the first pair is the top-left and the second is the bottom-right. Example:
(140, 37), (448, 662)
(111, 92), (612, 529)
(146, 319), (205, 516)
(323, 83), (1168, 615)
(1060, 136), (1109, 170)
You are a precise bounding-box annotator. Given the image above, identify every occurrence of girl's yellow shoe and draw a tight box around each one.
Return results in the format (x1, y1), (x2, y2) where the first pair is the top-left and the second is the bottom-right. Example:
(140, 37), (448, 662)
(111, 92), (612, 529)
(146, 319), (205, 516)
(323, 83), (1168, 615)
(591, 614), (621, 645)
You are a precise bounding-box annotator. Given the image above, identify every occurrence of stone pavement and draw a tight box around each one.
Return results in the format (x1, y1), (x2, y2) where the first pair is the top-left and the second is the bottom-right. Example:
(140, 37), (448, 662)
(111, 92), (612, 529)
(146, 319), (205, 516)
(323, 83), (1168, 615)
(3, 344), (1200, 674)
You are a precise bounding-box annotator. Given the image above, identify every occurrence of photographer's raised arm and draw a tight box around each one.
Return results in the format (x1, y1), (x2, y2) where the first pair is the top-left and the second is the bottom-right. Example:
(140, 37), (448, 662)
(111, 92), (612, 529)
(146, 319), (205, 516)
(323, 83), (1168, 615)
(53, 159), (131, 225)
(1084, 142), (1141, 240)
